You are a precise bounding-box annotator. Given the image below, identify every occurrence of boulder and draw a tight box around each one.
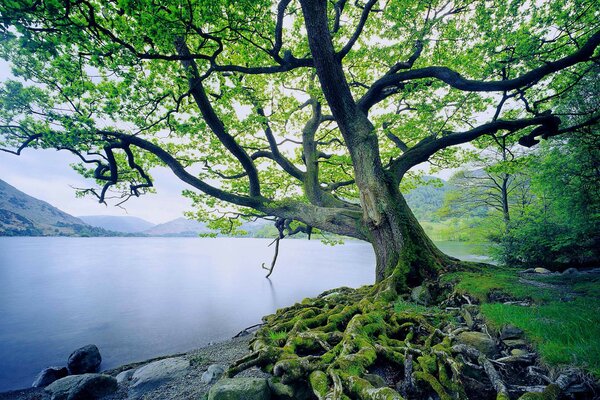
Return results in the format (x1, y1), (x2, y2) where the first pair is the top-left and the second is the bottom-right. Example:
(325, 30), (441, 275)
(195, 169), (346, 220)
(456, 331), (498, 357)
(562, 267), (579, 275)
(201, 364), (226, 384)
(534, 267), (552, 274)
(500, 325), (524, 340)
(411, 285), (431, 305)
(511, 348), (530, 357)
(129, 357), (189, 399)
(67, 344), (102, 374)
(267, 377), (295, 399)
(45, 373), (117, 400)
(32, 367), (68, 388)
(116, 368), (136, 384)
(208, 378), (271, 400)
(462, 308), (475, 329)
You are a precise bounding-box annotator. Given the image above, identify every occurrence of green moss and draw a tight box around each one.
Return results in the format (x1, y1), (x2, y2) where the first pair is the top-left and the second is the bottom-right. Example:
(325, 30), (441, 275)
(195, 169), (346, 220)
(414, 371), (452, 400)
(309, 370), (329, 398)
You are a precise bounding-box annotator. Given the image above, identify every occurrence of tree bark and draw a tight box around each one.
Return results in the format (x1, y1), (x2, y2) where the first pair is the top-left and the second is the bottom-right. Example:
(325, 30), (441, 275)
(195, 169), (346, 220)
(300, 0), (451, 288)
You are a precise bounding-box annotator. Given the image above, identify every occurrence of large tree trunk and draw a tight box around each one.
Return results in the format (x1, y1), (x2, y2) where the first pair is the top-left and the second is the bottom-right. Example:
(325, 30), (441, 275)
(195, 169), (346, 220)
(300, 0), (452, 289)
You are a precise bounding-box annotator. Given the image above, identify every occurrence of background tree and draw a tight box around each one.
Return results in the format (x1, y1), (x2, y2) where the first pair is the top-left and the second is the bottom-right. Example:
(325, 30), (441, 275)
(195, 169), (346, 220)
(1, 0), (599, 290)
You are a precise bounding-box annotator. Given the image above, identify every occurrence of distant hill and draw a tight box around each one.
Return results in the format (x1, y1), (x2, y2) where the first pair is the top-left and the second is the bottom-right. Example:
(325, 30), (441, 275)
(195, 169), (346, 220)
(404, 177), (452, 222)
(143, 217), (210, 236)
(79, 215), (155, 233)
(0, 179), (116, 236)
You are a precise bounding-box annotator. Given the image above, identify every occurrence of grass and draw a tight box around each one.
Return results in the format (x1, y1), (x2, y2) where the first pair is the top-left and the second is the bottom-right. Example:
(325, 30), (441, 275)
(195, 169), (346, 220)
(446, 266), (600, 378)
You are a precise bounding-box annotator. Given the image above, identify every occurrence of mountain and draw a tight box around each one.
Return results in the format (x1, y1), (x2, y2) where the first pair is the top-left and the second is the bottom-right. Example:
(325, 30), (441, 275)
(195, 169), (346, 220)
(0, 179), (115, 236)
(404, 177), (452, 222)
(79, 215), (155, 233)
(143, 217), (210, 237)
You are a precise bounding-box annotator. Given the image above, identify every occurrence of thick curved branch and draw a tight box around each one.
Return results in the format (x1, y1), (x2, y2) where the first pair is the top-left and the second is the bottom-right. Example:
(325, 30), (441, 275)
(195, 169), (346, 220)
(390, 114), (561, 178)
(359, 30), (600, 111)
(174, 37), (262, 197)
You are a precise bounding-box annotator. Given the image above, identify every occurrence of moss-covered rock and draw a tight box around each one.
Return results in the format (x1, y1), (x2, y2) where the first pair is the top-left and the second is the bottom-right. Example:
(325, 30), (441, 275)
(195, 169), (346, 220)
(208, 378), (271, 400)
(456, 331), (498, 357)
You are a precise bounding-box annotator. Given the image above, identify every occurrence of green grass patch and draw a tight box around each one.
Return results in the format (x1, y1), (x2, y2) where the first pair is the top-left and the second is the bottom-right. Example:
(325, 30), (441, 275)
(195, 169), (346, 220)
(443, 268), (556, 303)
(448, 266), (600, 378)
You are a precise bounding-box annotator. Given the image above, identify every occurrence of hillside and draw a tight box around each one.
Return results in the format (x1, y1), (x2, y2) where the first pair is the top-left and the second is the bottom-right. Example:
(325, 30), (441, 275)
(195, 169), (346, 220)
(79, 215), (155, 233)
(143, 217), (210, 236)
(0, 179), (115, 237)
(404, 177), (451, 222)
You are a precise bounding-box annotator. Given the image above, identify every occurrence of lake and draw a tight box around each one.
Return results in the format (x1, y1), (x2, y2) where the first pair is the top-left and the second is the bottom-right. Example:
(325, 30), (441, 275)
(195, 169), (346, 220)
(0, 237), (488, 391)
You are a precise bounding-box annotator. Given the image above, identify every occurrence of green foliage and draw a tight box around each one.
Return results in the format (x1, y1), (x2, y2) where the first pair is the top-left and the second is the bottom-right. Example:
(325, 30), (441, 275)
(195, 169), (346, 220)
(494, 132), (600, 268)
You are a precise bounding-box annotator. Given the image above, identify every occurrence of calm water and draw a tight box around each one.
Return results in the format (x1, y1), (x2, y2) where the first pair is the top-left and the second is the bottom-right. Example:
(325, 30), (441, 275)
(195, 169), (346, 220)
(0, 237), (488, 391)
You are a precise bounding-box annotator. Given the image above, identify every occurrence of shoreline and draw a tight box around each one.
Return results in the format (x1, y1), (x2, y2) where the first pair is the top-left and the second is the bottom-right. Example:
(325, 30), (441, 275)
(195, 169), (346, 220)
(0, 332), (265, 400)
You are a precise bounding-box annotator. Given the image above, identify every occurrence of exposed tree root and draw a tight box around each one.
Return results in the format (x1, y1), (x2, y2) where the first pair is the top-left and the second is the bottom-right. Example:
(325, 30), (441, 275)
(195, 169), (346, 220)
(228, 278), (594, 399)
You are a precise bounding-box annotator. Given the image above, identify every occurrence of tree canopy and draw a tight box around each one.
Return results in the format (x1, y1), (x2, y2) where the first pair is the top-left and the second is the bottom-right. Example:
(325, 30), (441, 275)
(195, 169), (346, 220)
(1, 0), (599, 282)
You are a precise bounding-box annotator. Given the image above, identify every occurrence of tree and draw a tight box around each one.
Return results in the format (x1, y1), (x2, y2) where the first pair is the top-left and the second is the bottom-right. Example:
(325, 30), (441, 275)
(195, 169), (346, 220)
(2, 2), (600, 397)
(1, 0), (599, 291)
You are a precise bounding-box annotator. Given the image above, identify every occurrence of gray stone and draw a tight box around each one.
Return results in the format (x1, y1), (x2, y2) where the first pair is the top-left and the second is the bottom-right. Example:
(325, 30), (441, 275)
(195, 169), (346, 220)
(208, 378), (271, 400)
(500, 325), (523, 340)
(67, 344), (102, 374)
(45, 374), (117, 400)
(267, 377), (294, 399)
(562, 267), (579, 275)
(129, 357), (189, 398)
(116, 368), (135, 384)
(201, 364), (226, 384)
(411, 285), (431, 305)
(534, 267), (552, 274)
(511, 348), (529, 357)
(32, 367), (68, 388)
(456, 331), (498, 357)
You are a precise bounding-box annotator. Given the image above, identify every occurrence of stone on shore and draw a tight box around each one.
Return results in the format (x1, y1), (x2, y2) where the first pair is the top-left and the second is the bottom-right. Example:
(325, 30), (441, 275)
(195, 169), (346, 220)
(67, 344), (102, 374)
(562, 267), (579, 275)
(32, 366), (68, 388)
(129, 357), (189, 399)
(116, 368), (136, 384)
(208, 378), (271, 400)
(201, 364), (226, 384)
(534, 267), (552, 274)
(45, 373), (117, 400)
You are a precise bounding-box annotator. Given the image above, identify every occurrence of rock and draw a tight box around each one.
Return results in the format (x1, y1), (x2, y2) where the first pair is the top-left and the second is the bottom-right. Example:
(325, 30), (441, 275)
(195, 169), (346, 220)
(411, 285), (431, 305)
(32, 367), (68, 387)
(456, 331), (498, 357)
(462, 308), (475, 329)
(67, 344), (102, 374)
(267, 377), (294, 399)
(511, 348), (530, 357)
(116, 368), (135, 384)
(534, 267), (552, 274)
(502, 339), (528, 348)
(201, 364), (226, 384)
(129, 357), (189, 398)
(45, 374), (117, 400)
(562, 267), (579, 275)
(208, 378), (271, 400)
(500, 325), (523, 340)
(363, 373), (386, 388)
